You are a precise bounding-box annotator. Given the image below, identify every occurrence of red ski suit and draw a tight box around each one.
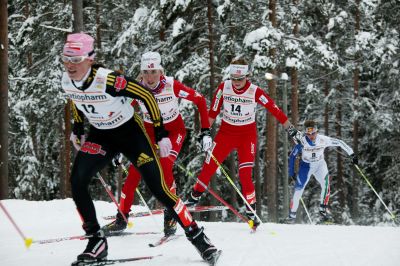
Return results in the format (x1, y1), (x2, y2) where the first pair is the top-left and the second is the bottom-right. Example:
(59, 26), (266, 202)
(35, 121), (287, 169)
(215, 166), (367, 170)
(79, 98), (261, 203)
(193, 80), (288, 204)
(119, 76), (210, 214)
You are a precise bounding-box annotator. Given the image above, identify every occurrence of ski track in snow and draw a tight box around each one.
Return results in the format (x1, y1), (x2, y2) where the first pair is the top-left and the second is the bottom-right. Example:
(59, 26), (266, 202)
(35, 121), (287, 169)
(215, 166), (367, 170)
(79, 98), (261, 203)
(0, 199), (399, 266)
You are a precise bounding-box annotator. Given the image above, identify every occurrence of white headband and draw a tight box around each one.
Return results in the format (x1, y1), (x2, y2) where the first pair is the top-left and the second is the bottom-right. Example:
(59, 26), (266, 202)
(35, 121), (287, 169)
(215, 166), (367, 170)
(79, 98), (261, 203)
(229, 64), (249, 76)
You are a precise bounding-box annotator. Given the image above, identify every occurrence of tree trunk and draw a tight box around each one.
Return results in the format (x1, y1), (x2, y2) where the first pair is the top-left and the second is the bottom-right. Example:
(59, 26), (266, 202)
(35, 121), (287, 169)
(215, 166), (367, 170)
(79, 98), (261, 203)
(61, 101), (72, 198)
(72, 0), (84, 32)
(263, 0), (278, 222)
(0, 0), (9, 199)
(324, 78), (330, 162)
(95, 0), (102, 52)
(24, 2), (32, 67)
(290, 0), (299, 127)
(352, 0), (361, 220)
(335, 85), (346, 208)
(207, 0), (218, 221)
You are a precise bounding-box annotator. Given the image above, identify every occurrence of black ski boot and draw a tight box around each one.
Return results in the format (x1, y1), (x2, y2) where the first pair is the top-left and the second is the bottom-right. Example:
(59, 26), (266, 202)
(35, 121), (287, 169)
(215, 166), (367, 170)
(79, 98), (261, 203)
(245, 203), (261, 230)
(185, 223), (220, 264)
(163, 207), (177, 237)
(76, 229), (108, 262)
(319, 204), (334, 224)
(101, 212), (128, 235)
(185, 190), (202, 207)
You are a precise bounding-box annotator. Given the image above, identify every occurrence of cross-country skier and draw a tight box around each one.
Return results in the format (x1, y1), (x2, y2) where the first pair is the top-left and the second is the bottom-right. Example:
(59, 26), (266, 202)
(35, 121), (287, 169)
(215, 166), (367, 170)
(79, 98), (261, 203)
(285, 120), (358, 224)
(102, 51), (212, 237)
(185, 58), (303, 229)
(61, 33), (219, 264)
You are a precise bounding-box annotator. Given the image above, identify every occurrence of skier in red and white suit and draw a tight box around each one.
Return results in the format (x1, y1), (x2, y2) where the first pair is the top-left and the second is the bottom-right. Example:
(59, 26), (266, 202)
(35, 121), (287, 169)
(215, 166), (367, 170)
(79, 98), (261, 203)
(186, 58), (302, 228)
(103, 52), (212, 237)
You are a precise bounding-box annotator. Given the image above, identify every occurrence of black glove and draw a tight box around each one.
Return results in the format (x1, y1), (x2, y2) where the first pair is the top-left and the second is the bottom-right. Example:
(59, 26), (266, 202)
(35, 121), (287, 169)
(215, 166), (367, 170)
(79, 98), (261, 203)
(286, 124), (303, 144)
(154, 125), (169, 142)
(289, 173), (297, 184)
(350, 153), (358, 165)
(112, 153), (123, 168)
(72, 121), (84, 139)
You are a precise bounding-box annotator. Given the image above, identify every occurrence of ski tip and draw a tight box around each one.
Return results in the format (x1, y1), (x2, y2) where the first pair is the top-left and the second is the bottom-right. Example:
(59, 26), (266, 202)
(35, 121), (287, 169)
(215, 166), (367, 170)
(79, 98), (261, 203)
(24, 237), (33, 248)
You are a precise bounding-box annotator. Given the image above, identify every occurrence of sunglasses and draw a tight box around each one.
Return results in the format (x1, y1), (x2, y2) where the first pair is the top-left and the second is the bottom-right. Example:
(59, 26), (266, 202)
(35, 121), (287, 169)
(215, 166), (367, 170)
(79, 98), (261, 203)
(61, 55), (89, 64)
(230, 76), (246, 81)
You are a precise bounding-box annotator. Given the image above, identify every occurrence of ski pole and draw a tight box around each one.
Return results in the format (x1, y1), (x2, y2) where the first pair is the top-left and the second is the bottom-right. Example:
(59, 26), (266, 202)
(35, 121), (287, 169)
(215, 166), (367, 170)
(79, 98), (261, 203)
(0, 201), (33, 248)
(96, 173), (133, 229)
(354, 164), (397, 223)
(299, 198), (313, 224)
(207, 151), (263, 228)
(119, 163), (162, 229)
(172, 159), (248, 224)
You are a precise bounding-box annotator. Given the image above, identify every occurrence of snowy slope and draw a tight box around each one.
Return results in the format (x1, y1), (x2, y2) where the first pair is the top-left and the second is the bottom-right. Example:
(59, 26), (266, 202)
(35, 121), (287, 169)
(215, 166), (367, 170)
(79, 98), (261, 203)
(0, 199), (399, 266)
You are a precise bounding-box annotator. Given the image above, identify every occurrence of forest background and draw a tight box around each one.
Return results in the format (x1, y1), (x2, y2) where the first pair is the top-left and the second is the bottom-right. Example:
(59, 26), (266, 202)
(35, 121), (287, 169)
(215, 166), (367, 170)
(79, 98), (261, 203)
(1, 0), (399, 225)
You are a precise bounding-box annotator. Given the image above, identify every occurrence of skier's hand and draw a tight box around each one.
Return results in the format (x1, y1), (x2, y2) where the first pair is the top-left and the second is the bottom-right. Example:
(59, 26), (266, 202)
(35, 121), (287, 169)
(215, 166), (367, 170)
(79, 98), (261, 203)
(157, 137), (172, 157)
(199, 128), (212, 151)
(70, 133), (85, 151)
(286, 125), (303, 145)
(112, 153), (123, 168)
(350, 153), (358, 165)
(289, 173), (297, 185)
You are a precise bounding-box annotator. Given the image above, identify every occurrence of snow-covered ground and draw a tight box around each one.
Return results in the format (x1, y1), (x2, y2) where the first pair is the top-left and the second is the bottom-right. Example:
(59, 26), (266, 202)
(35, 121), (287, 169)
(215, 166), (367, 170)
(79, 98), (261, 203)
(0, 199), (399, 266)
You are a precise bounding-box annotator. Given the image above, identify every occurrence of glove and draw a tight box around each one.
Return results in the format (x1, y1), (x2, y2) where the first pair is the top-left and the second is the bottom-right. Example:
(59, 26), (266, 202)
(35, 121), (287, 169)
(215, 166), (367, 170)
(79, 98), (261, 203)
(112, 153), (123, 167)
(154, 125), (169, 142)
(286, 124), (303, 144)
(350, 153), (358, 165)
(289, 173), (297, 184)
(157, 137), (172, 157)
(199, 128), (212, 151)
(70, 133), (85, 151)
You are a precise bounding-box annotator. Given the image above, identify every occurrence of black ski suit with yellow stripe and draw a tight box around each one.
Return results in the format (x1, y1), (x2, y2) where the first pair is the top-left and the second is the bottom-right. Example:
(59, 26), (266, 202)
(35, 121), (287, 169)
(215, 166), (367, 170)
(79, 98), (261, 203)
(68, 65), (181, 235)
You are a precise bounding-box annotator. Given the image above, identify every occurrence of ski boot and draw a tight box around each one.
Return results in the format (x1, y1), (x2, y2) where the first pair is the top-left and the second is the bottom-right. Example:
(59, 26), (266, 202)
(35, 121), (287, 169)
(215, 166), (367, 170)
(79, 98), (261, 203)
(76, 229), (108, 263)
(163, 207), (177, 237)
(101, 212), (128, 235)
(319, 204), (334, 224)
(185, 222), (220, 264)
(185, 190), (202, 207)
(245, 203), (261, 230)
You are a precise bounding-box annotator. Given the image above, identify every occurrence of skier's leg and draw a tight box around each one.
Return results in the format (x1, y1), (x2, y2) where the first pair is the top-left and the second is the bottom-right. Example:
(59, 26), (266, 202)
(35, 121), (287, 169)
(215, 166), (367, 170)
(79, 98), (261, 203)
(237, 134), (259, 225)
(289, 162), (312, 216)
(120, 116), (219, 262)
(70, 132), (115, 261)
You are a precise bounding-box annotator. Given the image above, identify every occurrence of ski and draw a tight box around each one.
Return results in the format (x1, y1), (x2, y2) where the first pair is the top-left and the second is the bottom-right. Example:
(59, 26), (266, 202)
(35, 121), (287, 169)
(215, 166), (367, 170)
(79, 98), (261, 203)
(206, 250), (222, 266)
(148, 234), (181, 247)
(33, 231), (160, 245)
(103, 206), (228, 220)
(71, 255), (161, 265)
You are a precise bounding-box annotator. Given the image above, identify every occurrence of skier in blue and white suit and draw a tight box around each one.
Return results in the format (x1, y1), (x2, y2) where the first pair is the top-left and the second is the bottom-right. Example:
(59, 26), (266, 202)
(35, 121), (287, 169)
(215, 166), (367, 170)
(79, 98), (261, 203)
(286, 120), (358, 223)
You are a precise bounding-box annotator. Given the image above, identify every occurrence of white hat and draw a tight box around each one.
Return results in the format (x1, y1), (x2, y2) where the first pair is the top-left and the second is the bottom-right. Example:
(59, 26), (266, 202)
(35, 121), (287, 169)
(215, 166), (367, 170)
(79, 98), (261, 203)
(140, 52), (163, 70)
(229, 64), (249, 76)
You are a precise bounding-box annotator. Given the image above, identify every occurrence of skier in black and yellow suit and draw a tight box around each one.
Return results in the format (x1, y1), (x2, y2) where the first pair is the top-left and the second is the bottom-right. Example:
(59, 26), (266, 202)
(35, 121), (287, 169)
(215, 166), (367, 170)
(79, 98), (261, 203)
(61, 32), (219, 265)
